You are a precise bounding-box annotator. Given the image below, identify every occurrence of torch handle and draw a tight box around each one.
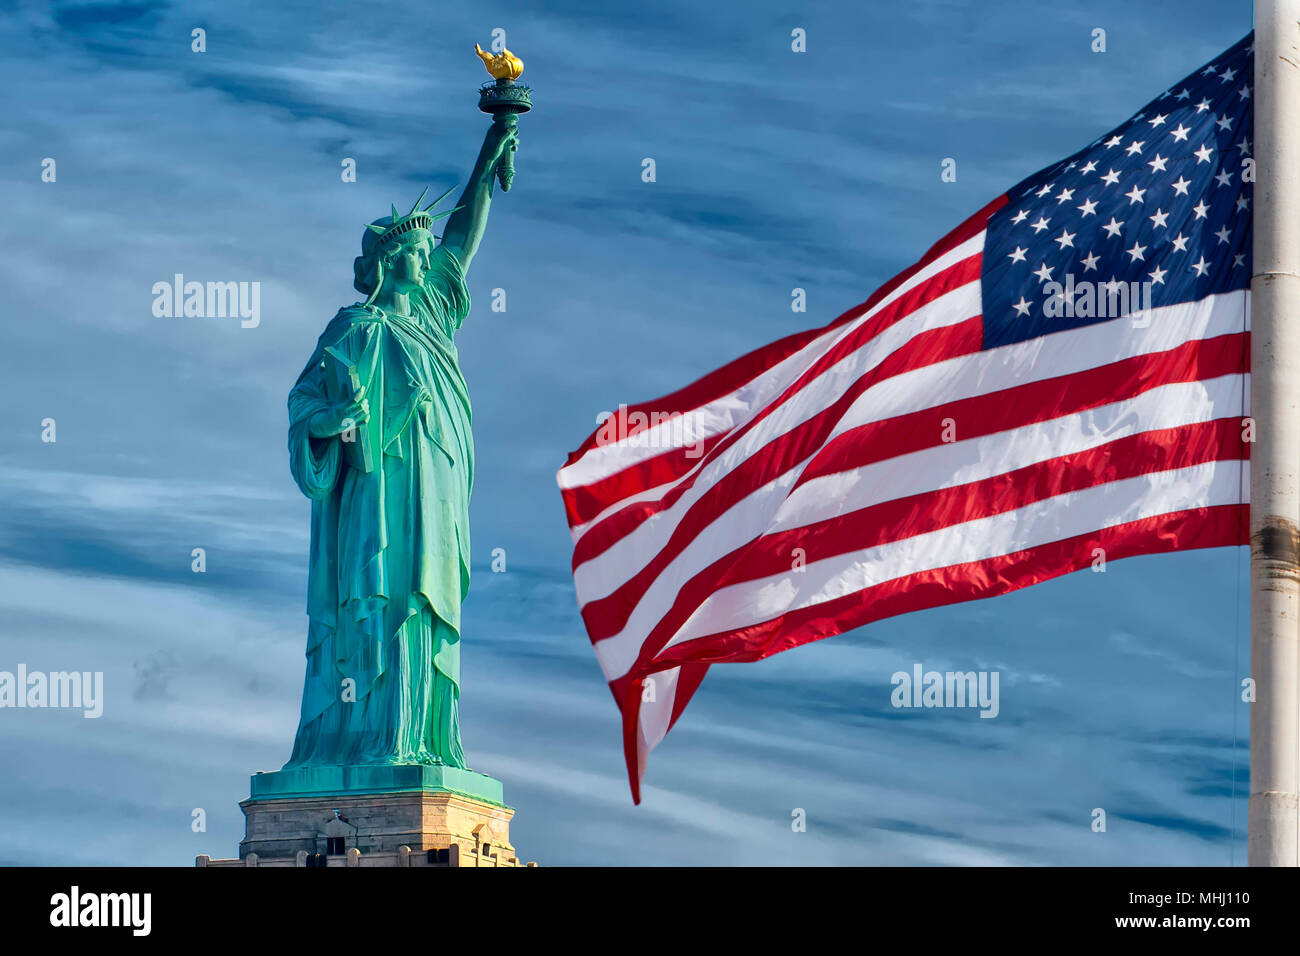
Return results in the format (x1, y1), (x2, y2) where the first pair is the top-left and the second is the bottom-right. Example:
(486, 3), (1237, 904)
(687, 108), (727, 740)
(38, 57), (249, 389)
(493, 111), (518, 193)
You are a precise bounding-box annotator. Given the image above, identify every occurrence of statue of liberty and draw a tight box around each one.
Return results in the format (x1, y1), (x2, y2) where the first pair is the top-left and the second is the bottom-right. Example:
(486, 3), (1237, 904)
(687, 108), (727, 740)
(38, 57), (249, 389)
(281, 115), (519, 771)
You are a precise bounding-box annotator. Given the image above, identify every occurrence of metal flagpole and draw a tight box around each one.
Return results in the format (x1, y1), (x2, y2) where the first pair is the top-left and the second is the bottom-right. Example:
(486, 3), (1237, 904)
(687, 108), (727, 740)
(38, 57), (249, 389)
(1250, 0), (1300, 867)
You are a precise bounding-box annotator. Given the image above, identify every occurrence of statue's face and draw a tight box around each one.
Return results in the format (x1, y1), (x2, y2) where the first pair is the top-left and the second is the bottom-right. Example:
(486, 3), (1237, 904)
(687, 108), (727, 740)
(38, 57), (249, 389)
(388, 237), (432, 294)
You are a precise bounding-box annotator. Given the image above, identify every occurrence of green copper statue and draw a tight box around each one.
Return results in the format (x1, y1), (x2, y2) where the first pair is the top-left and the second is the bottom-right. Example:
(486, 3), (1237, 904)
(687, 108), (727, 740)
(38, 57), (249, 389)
(282, 50), (526, 772)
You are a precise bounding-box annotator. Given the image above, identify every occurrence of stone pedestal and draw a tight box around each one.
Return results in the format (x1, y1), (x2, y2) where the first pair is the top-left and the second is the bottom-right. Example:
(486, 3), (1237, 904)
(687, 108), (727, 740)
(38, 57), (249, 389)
(199, 766), (535, 867)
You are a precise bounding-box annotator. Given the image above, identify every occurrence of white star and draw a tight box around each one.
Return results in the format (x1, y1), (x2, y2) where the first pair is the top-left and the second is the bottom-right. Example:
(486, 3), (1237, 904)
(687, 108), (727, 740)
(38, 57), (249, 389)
(1055, 187), (1075, 203)
(1007, 245), (1027, 263)
(1221, 67), (1237, 82)
(1076, 197), (1098, 217)
(1148, 113), (1167, 127)
(1194, 98), (1211, 113)
(1055, 228), (1076, 249)
(1034, 262), (1054, 283)
(1236, 195), (1250, 212)
(1191, 255), (1210, 276)
(1125, 185), (1146, 204)
(1238, 137), (1252, 156)
(1233, 254), (1246, 268)
(1171, 232), (1190, 252)
(1080, 251), (1100, 272)
(1169, 123), (1191, 142)
(1104, 135), (1123, 148)
(1102, 217), (1124, 238)
(1176, 88), (1191, 99)
(1215, 225), (1232, 244)
(1214, 169), (1233, 187)
(1148, 208), (1169, 229)
(1012, 296), (1032, 317)
(1194, 144), (1214, 164)
(1239, 84), (1252, 100)
(1079, 160), (1098, 175)
(1100, 168), (1121, 186)
(1125, 140), (1146, 155)
(1147, 153), (1168, 173)
(1030, 215), (1050, 233)
(1036, 183), (1054, 197)
(1126, 241), (1147, 262)
(1170, 176), (1191, 196)
(1148, 265), (1168, 285)
(1216, 115), (1234, 131)
(1010, 209), (1029, 224)
(1192, 199), (1210, 219)
(1202, 66), (1217, 77)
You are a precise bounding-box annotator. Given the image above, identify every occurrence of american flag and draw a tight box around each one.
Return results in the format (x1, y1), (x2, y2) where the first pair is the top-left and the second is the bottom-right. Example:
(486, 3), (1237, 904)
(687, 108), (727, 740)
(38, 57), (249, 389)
(557, 33), (1254, 803)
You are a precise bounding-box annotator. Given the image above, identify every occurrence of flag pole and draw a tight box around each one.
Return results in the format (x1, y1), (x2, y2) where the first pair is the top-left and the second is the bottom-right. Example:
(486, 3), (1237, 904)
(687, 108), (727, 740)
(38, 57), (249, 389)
(1250, 0), (1300, 867)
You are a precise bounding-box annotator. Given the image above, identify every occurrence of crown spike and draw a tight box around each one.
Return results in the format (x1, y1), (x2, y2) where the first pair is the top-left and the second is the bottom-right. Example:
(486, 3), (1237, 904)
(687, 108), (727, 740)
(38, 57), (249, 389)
(429, 205), (465, 221)
(391, 203), (401, 223)
(408, 186), (430, 216)
(423, 183), (458, 212)
(365, 223), (387, 234)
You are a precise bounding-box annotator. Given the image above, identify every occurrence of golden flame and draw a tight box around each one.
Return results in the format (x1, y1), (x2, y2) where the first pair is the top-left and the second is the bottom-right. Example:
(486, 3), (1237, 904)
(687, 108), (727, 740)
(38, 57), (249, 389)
(475, 43), (524, 81)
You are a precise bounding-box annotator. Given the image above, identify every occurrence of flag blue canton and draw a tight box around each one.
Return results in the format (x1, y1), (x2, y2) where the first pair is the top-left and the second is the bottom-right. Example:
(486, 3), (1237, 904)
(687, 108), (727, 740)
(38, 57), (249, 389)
(982, 33), (1254, 349)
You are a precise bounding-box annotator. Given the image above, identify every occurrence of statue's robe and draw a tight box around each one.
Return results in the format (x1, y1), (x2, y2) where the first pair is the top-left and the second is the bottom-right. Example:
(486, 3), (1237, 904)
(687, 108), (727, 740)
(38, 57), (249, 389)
(283, 246), (473, 768)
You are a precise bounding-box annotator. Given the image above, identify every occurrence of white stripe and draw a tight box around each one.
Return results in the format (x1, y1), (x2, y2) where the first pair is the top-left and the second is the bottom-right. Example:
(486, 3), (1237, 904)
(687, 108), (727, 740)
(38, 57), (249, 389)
(650, 458), (1243, 658)
(557, 233), (987, 490)
(637, 665), (680, 755)
(575, 291), (1246, 608)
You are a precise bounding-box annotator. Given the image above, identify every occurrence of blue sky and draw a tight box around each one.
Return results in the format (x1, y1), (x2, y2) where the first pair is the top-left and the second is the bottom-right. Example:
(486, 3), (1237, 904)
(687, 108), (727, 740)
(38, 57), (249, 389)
(0, 0), (1254, 865)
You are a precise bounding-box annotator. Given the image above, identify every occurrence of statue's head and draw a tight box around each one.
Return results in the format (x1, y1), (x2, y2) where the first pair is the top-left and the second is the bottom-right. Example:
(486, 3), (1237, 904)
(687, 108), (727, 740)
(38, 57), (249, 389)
(353, 186), (461, 303)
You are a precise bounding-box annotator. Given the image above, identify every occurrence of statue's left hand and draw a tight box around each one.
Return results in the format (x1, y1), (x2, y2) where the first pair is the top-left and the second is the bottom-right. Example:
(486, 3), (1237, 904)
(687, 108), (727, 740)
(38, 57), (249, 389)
(485, 123), (520, 166)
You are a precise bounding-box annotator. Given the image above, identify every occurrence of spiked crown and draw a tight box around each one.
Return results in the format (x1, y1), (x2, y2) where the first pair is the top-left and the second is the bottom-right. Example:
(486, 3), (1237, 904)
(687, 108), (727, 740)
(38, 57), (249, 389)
(363, 184), (462, 251)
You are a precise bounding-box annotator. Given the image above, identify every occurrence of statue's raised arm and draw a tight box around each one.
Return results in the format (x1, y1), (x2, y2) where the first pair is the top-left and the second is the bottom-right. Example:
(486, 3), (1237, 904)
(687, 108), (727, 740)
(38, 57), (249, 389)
(438, 121), (519, 273)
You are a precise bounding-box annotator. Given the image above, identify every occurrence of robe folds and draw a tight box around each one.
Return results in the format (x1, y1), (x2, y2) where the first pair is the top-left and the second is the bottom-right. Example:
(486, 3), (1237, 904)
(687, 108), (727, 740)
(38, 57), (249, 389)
(283, 246), (473, 768)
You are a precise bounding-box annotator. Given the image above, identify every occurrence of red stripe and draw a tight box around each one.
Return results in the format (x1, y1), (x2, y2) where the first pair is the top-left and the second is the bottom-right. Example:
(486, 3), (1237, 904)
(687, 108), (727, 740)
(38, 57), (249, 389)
(578, 332), (1245, 642)
(563, 198), (1004, 473)
(612, 673), (644, 804)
